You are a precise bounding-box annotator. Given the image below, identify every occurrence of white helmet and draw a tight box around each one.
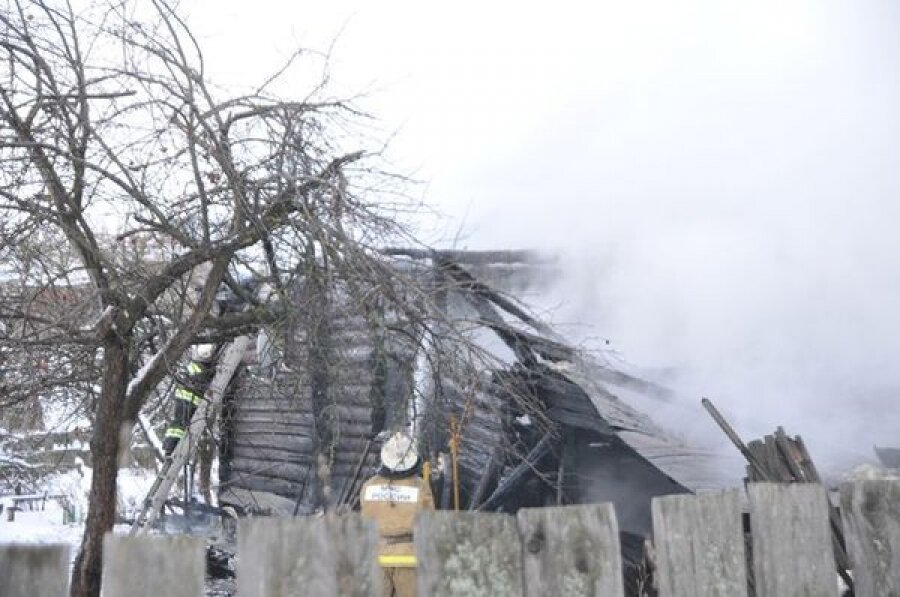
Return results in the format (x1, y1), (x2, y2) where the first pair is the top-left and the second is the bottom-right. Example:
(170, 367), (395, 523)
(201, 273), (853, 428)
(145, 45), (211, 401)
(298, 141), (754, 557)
(191, 343), (216, 363)
(380, 432), (419, 474)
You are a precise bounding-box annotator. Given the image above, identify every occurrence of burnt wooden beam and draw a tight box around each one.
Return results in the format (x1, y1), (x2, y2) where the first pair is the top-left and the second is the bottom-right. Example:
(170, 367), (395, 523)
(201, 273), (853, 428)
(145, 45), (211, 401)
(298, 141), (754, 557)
(467, 446), (504, 510)
(436, 258), (551, 335)
(476, 433), (555, 512)
(381, 247), (552, 266)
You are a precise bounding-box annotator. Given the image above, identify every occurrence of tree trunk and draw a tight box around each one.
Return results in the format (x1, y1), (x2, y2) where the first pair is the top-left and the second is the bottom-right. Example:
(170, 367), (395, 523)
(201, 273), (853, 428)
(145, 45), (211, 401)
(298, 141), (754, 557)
(70, 338), (129, 597)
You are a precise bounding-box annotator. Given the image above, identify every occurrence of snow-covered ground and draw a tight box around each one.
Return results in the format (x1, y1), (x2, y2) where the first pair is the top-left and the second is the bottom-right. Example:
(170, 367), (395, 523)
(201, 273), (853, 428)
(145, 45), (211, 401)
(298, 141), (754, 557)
(0, 464), (155, 549)
(0, 505), (86, 546)
(0, 508), (235, 597)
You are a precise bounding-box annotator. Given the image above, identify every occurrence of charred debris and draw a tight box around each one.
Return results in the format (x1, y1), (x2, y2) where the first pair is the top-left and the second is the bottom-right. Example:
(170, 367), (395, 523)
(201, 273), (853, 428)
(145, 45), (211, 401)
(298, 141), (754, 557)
(216, 249), (723, 541)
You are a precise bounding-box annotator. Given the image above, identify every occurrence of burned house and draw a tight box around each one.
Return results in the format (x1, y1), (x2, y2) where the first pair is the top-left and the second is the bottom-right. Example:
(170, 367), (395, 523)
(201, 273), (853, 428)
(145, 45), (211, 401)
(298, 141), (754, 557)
(217, 250), (725, 537)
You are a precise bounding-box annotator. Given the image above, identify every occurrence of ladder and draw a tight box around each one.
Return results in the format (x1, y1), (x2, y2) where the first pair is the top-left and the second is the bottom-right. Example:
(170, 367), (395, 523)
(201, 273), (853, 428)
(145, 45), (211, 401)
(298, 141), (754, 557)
(130, 335), (251, 534)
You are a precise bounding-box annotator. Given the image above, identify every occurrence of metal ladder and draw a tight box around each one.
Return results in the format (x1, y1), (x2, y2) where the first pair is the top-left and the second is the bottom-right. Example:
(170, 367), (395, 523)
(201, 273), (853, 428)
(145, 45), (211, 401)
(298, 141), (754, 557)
(130, 335), (251, 534)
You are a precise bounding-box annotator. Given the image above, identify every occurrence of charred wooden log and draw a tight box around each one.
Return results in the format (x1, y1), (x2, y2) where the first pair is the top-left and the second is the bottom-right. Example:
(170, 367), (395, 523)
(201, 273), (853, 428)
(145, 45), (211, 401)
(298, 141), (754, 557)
(477, 433), (555, 512)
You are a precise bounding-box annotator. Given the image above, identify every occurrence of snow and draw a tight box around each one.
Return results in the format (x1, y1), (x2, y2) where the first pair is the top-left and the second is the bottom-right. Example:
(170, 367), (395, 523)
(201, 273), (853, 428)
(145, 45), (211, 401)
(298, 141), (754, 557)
(40, 399), (91, 433)
(0, 466), (90, 548)
(843, 463), (900, 481)
(86, 305), (116, 332)
(137, 414), (164, 461)
(126, 336), (177, 401)
(0, 507), (85, 546)
(0, 465), (155, 547)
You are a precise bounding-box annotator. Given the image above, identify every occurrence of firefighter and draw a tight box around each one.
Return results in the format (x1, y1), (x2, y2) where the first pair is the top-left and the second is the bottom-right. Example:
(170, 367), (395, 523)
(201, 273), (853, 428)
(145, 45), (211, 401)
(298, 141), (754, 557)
(160, 278), (255, 457)
(162, 343), (217, 456)
(360, 431), (434, 597)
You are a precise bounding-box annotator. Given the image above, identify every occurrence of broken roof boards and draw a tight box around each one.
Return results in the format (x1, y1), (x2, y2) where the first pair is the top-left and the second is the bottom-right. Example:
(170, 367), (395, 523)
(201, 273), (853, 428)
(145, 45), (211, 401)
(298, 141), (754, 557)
(218, 250), (726, 533)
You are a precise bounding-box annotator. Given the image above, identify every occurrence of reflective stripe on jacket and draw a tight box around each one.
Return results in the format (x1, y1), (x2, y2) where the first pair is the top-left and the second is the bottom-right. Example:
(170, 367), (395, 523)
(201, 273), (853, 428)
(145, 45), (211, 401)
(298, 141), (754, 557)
(175, 387), (203, 406)
(164, 427), (186, 440)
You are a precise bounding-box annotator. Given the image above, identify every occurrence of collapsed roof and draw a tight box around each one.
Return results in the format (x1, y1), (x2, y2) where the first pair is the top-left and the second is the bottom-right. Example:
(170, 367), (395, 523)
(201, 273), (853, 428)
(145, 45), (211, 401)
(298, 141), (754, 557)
(218, 250), (726, 535)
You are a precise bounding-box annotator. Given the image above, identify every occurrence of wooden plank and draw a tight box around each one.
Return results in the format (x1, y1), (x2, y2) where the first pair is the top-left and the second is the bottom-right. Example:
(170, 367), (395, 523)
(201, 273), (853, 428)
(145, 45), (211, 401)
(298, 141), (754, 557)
(232, 411), (313, 426)
(231, 441), (315, 460)
(221, 475), (305, 498)
(747, 483), (838, 597)
(774, 428), (806, 482)
(517, 503), (624, 597)
(230, 457), (315, 480)
(103, 534), (204, 597)
(327, 515), (381, 597)
(651, 490), (748, 597)
(794, 436), (821, 482)
(746, 440), (767, 482)
(0, 544), (69, 597)
(237, 515), (378, 596)
(237, 402), (373, 418)
(237, 517), (334, 596)
(229, 458), (372, 482)
(415, 512), (523, 597)
(840, 480), (900, 597)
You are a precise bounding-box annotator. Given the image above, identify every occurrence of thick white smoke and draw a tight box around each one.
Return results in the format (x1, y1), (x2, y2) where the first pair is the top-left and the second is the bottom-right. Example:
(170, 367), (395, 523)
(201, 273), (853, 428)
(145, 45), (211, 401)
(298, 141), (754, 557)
(193, 0), (900, 474)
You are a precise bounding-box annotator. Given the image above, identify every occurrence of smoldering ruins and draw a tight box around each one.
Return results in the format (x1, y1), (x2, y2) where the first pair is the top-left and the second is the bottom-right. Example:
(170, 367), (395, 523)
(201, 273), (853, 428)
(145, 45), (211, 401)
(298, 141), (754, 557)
(215, 249), (726, 548)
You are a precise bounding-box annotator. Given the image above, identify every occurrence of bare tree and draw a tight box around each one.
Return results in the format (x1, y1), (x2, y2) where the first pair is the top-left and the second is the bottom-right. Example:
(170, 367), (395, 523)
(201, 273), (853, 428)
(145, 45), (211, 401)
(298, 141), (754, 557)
(0, 1), (421, 594)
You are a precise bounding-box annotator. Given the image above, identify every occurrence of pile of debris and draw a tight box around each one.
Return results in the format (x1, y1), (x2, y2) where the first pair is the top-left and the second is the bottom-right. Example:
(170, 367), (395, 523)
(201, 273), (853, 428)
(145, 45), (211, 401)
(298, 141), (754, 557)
(701, 399), (853, 592)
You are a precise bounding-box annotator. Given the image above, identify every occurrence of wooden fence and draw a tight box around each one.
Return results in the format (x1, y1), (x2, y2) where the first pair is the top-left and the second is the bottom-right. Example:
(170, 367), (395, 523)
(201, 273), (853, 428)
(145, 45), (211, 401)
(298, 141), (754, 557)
(1, 481), (898, 597)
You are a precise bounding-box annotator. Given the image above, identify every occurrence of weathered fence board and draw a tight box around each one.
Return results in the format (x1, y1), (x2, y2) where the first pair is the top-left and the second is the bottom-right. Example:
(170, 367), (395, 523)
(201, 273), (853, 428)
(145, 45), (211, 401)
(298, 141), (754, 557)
(237, 515), (378, 596)
(0, 544), (69, 597)
(328, 515), (382, 597)
(517, 503), (624, 597)
(415, 512), (523, 597)
(651, 490), (748, 597)
(103, 534), (205, 597)
(748, 483), (838, 597)
(6, 481), (900, 596)
(840, 480), (900, 597)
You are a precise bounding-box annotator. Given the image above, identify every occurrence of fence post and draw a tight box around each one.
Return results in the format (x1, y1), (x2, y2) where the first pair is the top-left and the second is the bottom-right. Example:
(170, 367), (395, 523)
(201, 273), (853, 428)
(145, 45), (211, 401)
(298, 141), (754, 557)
(840, 480), (900, 597)
(0, 544), (70, 597)
(238, 514), (378, 597)
(651, 490), (748, 597)
(327, 515), (381, 597)
(102, 534), (205, 597)
(517, 503), (624, 597)
(415, 511), (523, 597)
(747, 483), (838, 597)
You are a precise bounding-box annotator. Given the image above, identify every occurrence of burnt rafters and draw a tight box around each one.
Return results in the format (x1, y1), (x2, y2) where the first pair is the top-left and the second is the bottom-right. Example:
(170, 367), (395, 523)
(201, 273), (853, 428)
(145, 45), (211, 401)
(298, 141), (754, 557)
(436, 255), (675, 403)
(435, 259), (577, 369)
(436, 258), (558, 338)
(476, 432), (556, 512)
(494, 364), (615, 436)
(381, 248), (553, 266)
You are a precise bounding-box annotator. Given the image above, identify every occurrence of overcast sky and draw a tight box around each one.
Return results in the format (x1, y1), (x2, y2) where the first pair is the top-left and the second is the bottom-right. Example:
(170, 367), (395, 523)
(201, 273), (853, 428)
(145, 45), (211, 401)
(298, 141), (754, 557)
(188, 0), (900, 471)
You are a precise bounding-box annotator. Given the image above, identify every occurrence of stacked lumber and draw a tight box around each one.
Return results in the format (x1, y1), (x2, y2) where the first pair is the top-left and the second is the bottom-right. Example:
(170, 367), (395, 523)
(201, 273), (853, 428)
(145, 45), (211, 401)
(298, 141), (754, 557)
(746, 428), (851, 587)
(743, 426), (820, 484)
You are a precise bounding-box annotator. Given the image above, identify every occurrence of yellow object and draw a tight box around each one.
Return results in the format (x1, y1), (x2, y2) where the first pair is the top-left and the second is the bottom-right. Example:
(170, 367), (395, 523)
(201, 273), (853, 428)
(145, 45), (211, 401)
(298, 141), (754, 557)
(378, 555), (417, 567)
(449, 415), (460, 511)
(175, 388), (203, 406)
(164, 427), (185, 439)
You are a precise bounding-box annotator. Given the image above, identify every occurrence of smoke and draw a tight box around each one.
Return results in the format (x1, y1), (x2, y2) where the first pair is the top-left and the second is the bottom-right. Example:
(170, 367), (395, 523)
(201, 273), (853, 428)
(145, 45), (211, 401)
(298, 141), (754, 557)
(423, 1), (900, 474)
(192, 1), (900, 474)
